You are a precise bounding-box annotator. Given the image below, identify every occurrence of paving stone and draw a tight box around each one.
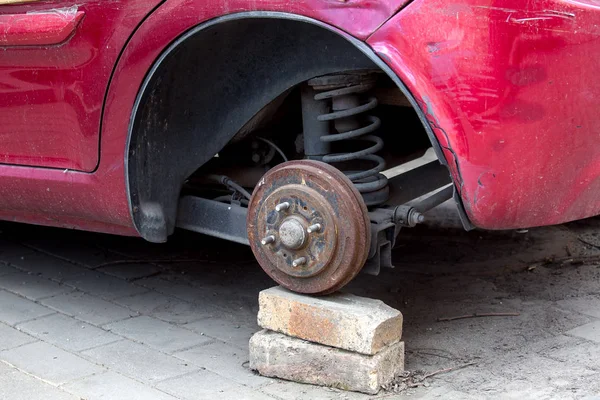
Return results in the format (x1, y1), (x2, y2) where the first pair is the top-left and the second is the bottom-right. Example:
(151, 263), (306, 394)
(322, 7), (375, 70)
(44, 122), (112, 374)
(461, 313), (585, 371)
(548, 340), (600, 370)
(97, 263), (162, 281)
(62, 270), (148, 300)
(1, 341), (104, 385)
(174, 340), (272, 388)
(0, 241), (36, 266)
(250, 330), (405, 395)
(82, 340), (196, 384)
(63, 371), (178, 400)
(136, 276), (211, 304)
(105, 316), (212, 353)
(0, 322), (37, 350)
(497, 380), (556, 400)
(258, 286), (403, 355)
(566, 321), (600, 343)
(184, 317), (258, 349)
(5, 253), (88, 282)
(156, 369), (273, 400)
(41, 291), (137, 326)
(494, 353), (596, 398)
(0, 262), (20, 276)
(0, 362), (78, 400)
(0, 290), (54, 326)
(411, 386), (481, 400)
(0, 271), (73, 300)
(114, 291), (214, 324)
(260, 380), (368, 400)
(557, 296), (600, 319)
(23, 238), (122, 269)
(18, 313), (119, 352)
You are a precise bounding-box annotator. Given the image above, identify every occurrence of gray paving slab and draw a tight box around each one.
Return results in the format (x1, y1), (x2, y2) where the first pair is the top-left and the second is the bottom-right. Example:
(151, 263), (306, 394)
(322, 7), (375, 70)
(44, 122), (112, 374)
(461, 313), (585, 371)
(5, 252), (88, 282)
(495, 380), (557, 400)
(4, 220), (600, 400)
(0, 290), (55, 326)
(22, 238), (122, 269)
(0, 271), (73, 300)
(105, 316), (212, 353)
(547, 339), (600, 371)
(260, 380), (371, 400)
(41, 291), (137, 326)
(62, 371), (178, 400)
(557, 296), (600, 319)
(0, 362), (78, 400)
(157, 370), (274, 400)
(62, 270), (148, 300)
(114, 291), (215, 324)
(0, 240), (37, 265)
(0, 341), (104, 385)
(404, 386), (480, 400)
(136, 276), (212, 304)
(174, 340), (273, 388)
(18, 313), (120, 352)
(97, 263), (162, 281)
(0, 322), (37, 351)
(0, 262), (20, 276)
(184, 317), (258, 349)
(81, 339), (197, 384)
(566, 320), (600, 343)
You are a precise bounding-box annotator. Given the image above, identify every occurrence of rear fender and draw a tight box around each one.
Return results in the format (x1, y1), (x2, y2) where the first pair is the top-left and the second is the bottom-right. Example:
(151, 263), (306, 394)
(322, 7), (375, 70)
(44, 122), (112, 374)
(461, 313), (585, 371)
(102, 2), (450, 241)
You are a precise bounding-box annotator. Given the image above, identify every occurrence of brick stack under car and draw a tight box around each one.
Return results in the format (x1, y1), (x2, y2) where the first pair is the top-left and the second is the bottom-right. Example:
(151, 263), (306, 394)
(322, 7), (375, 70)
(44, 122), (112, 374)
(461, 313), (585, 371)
(249, 286), (405, 395)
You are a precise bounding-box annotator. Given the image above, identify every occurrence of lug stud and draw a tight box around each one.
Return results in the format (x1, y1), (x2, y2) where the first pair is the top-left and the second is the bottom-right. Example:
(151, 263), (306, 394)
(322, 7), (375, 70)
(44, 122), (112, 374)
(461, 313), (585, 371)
(292, 257), (307, 267)
(307, 223), (322, 233)
(261, 235), (276, 245)
(275, 202), (290, 212)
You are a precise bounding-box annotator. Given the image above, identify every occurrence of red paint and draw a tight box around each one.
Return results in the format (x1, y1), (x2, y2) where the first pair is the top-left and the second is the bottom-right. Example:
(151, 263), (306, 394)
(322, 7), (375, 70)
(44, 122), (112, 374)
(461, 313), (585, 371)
(0, 1), (162, 171)
(368, 0), (600, 229)
(0, 10), (84, 46)
(0, 0), (599, 236)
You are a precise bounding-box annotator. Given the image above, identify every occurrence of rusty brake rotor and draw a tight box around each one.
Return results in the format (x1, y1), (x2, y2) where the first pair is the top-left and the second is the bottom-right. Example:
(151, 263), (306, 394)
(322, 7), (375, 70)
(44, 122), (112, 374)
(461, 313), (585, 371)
(247, 160), (370, 295)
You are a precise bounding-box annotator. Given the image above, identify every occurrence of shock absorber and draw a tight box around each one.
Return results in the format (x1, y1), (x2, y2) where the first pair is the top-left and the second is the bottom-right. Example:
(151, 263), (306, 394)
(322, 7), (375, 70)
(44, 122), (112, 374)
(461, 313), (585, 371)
(301, 72), (389, 206)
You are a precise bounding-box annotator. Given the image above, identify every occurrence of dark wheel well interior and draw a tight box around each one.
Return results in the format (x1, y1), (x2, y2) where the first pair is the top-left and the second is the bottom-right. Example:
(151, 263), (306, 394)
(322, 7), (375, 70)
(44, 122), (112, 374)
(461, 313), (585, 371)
(127, 13), (447, 242)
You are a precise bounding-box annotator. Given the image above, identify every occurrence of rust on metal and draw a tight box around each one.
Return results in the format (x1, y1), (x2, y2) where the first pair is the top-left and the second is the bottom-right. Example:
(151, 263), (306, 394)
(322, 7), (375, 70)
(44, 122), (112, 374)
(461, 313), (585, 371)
(247, 160), (370, 294)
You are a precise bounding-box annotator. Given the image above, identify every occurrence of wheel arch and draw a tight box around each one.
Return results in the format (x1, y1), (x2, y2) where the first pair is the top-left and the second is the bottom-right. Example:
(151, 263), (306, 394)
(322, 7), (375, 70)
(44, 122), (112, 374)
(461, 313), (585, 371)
(126, 12), (463, 242)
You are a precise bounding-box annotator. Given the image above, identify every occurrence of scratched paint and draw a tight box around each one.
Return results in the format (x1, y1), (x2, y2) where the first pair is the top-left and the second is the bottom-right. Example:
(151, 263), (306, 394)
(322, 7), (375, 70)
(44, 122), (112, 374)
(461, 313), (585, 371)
(0, 0), (163, 171)
(0, 7), (83, 46)
(368, 0), (600, 229)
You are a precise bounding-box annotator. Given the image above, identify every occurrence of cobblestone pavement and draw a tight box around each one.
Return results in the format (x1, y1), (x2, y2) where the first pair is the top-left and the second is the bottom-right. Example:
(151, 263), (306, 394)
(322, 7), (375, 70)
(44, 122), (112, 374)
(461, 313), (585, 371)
(1, 219), (600, 400)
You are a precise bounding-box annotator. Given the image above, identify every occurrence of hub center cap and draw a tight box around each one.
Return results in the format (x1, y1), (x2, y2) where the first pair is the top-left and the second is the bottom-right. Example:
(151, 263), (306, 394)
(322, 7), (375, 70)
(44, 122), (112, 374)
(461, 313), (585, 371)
(278, 217), (306, 250)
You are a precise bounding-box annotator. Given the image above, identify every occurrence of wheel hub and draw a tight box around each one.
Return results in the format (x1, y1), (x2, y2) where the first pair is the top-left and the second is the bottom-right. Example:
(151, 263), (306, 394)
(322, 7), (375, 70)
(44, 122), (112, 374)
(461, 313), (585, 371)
(278, 217), (306, 250)
(247, 160), (371, 294)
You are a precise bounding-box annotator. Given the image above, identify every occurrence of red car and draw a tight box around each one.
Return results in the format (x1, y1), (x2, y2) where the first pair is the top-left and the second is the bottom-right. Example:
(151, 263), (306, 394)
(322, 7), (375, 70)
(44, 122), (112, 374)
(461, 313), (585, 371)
(1, 0), (598, 294)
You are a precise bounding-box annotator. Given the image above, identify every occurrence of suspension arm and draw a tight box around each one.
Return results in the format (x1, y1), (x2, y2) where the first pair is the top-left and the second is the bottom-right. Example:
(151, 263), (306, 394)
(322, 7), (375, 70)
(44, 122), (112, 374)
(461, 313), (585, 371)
(176, 196), (249, 245)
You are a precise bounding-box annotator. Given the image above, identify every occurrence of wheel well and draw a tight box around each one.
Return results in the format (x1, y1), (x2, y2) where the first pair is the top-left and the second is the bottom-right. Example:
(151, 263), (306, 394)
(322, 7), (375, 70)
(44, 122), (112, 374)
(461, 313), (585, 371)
(127, 13), (454, 242)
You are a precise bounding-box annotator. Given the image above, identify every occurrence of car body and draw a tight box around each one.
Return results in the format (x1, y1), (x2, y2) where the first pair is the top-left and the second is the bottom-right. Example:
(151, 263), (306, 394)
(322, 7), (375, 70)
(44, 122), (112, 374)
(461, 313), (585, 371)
(1, 0), (599, 291)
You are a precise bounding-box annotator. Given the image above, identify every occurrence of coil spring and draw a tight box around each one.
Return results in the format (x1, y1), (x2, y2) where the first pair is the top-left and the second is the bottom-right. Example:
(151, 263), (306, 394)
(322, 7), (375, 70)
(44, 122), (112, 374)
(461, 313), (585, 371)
(309, 74), (389, 206)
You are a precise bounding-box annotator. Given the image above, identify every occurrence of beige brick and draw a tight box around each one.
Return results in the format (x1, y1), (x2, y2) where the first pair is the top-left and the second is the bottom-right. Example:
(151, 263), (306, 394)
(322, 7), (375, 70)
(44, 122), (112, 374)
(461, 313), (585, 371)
(250, 330), (404, 395)
(257, 286), (402, 355)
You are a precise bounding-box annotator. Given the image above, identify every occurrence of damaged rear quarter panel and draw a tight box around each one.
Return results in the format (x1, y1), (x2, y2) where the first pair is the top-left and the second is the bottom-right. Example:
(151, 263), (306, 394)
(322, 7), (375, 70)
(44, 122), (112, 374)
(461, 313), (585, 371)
(368, 0), (600, 229)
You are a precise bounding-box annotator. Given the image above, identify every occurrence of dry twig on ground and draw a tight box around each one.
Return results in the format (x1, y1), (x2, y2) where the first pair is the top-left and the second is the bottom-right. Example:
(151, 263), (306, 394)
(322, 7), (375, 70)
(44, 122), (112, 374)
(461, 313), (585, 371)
(437, 312), (520, 322)
(381, 362), (477, 395)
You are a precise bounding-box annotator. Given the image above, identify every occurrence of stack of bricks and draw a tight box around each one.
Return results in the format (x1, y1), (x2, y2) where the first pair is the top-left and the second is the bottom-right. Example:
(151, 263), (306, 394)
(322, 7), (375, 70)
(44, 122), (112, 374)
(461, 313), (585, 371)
(249, 286), (405, 395)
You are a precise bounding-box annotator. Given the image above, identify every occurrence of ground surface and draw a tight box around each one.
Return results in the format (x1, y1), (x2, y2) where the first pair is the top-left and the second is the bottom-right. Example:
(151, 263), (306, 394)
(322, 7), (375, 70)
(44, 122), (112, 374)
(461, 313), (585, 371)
(1, 218), (600, 400)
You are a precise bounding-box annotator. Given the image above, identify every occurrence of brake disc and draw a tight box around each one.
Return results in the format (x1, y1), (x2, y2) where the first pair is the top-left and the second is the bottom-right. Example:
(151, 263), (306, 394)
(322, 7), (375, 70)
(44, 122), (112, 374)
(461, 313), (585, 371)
(247, 160), (370, 295)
